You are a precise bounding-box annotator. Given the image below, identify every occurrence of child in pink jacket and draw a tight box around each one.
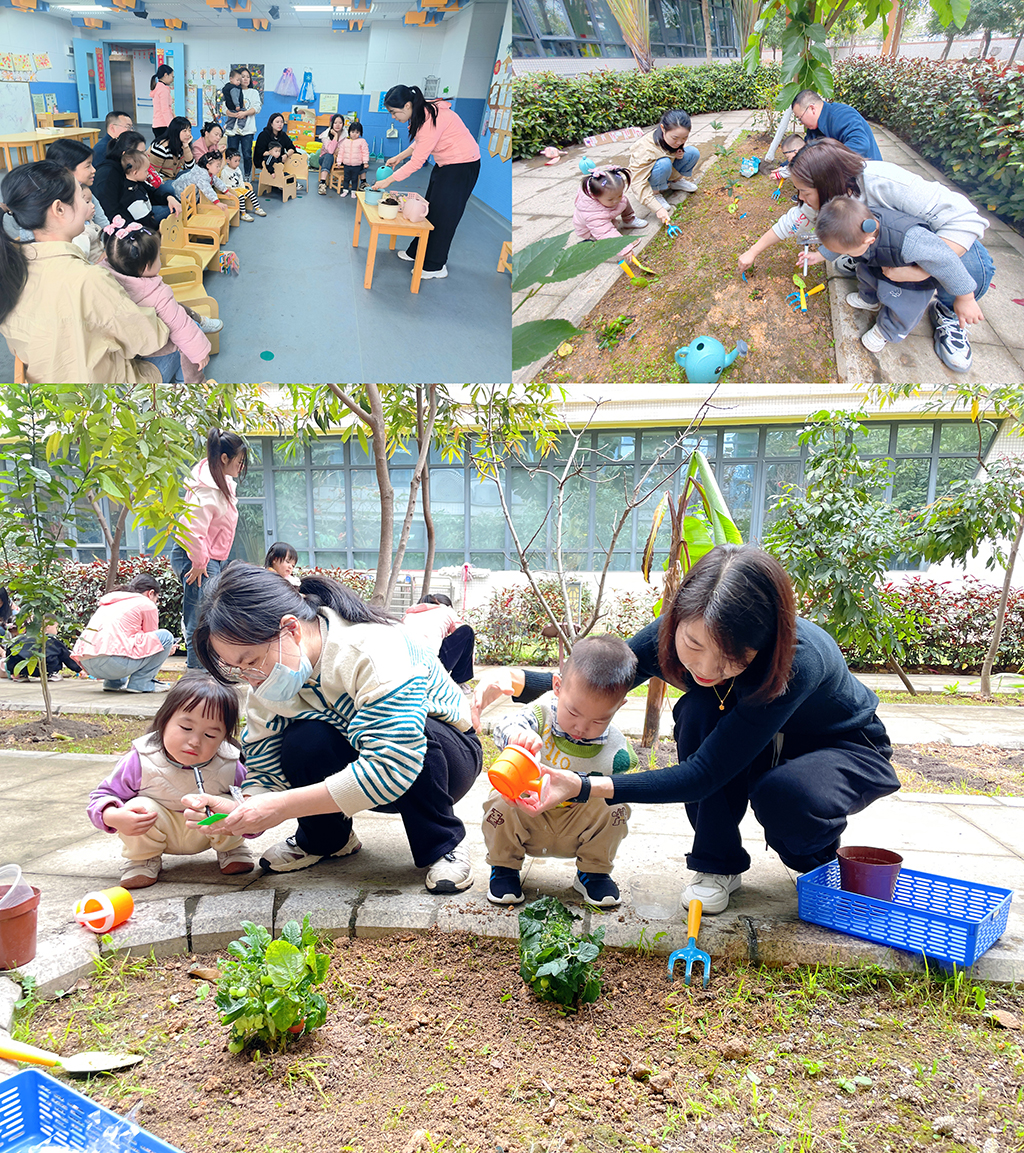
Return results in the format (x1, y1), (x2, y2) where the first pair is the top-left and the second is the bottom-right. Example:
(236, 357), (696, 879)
(573, 167), (647, 260)
(337, 121), (370, 197)
(100, 216), (212, 383)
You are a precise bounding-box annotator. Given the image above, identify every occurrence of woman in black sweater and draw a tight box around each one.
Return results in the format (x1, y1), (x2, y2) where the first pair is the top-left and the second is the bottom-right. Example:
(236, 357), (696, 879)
(476, 544), (899, 915)
(252, 114), (297, 171)
(93, 131), (180, 225)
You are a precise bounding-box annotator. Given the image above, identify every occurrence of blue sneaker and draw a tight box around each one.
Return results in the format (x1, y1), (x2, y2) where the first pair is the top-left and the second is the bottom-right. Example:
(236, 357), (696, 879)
(574, 871), (621, 908)
(488, 866), (524, 905)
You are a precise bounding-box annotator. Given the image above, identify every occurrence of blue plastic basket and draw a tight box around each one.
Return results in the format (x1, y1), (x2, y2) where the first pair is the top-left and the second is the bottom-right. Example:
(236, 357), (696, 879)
(797, 861), (1012, 967)
(0, 1070), (182, 1153)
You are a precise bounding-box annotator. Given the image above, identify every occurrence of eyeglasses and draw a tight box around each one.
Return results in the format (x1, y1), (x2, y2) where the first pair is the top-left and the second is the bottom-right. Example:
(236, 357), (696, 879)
(216, 637), (278, 685)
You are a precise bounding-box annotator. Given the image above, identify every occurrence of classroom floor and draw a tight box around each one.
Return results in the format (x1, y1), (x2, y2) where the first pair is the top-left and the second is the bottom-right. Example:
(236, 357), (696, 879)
(0, 167), (512, 385)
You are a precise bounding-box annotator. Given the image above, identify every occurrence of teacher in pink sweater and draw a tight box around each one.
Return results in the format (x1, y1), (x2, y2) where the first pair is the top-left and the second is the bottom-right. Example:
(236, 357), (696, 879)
(169, 429), (248, 669)
(374, 84), (481, 281)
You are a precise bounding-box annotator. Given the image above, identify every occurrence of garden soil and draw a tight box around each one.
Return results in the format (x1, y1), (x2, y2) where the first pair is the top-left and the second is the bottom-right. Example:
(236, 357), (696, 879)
(19, 934), (1024, 1153)
(537, 133), (838, 386)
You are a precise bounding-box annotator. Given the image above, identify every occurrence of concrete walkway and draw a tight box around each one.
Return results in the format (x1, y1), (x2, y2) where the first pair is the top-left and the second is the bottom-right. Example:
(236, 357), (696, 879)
(0, 674), (1020, 1010)
(512, 112), (1024, 384)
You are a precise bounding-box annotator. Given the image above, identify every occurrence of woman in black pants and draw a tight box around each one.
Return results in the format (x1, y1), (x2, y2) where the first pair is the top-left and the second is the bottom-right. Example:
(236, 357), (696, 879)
(372, 83), (481, 281)
(184, 563), (481, 894)
(474, 544), (899, 915)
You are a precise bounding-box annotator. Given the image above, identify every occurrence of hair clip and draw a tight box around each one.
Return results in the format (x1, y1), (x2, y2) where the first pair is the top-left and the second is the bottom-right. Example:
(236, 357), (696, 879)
(861, 219), (878, 234)
(103, 215), (144, 240)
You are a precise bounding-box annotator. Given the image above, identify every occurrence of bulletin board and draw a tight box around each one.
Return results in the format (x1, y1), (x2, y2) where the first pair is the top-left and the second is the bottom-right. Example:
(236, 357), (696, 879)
(0, 81), (34, 134)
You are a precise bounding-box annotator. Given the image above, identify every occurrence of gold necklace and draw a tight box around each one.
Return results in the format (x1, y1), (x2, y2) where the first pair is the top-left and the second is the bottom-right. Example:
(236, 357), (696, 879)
(712, 678), (735, 711)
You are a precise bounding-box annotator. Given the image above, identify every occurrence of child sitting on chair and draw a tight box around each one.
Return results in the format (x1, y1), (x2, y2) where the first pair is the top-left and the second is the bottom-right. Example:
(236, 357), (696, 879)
(262, 141), (285, 176)
(172, 153), (240, 223)
(222, 149), (266, 219)
(482, 635), (637, 909)
(100, 217), (215, 384)
(573, 167), (647, 260)
(337, 120), (370, 198)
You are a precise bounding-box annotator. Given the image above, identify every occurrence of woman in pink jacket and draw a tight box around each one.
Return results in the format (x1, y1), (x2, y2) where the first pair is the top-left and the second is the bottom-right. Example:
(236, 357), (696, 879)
(169, 429), (248, 669)
(72, 574), (175, 693)
(150, 65), (175, 141)
(374, 84), (481, 281)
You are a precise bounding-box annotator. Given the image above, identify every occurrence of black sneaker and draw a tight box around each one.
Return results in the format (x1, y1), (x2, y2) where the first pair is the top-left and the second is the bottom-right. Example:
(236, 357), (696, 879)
(487, 866), (524, 905)
(573, 871), (621, 908)
(929, 300), (972, 372)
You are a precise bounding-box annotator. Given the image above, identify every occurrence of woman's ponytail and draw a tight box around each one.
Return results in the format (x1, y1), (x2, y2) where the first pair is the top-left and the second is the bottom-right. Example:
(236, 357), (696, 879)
(205, 428), (248, 500)
(383, 82), (438, 141)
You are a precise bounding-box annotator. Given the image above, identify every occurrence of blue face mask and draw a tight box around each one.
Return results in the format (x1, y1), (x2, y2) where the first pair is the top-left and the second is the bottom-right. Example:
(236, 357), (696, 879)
(253, 632), (312, 703)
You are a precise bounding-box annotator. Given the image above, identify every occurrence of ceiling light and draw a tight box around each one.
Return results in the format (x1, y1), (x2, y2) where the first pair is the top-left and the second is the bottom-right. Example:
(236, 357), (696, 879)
(55, 5), (113, 9)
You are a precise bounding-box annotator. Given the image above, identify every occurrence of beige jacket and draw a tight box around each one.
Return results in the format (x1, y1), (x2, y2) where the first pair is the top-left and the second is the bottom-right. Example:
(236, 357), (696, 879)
(0, 242), (168, 383)
(629, 130), (675, 214)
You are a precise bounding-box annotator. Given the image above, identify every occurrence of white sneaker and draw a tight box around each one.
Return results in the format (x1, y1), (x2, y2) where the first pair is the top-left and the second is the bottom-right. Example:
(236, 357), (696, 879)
(929, 300), (973, 372)
(419, 266), (448, 280)
(846, 292), (880, 312)
(259, 831), (361, 874)
(217, 845), (255, 875)
(197, 315), (224, 334)
(621, 219), (648, 230)
(668, 178), (698, 192)
(861, 323), (887, 353)
(397, 249), (414, 261)
(121, 856), (162, 889)
(49, 673), (62, 681)
(682, 872), (741, 914)
(425, 844), (472, 893)
(240, 212), (255, 222)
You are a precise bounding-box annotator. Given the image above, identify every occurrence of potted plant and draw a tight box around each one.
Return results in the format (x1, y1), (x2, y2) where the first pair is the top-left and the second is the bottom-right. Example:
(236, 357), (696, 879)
(378, 194), (400, 220)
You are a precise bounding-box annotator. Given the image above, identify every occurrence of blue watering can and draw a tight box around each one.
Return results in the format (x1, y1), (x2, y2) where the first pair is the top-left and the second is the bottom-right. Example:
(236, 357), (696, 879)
(376, 164), (393, 182)
(674, 336), (749, 384)
(579, 156), (595, 174)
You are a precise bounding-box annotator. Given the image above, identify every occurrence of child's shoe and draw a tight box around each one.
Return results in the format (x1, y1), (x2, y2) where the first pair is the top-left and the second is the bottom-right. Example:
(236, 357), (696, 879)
(197, 316), (224, 334)
(122, 856), (161, 889)
(240, 211), (255, 222)
(217, 845), (255, 876)
(339, 189), (349, 197)
(573, 871), (621, 908)
(487, 866), (525, 905)
(621, 219), (648, 230)
(861, 323), (887, 354)
(846, 292), (880, 312)
(253, 207), (267, 217)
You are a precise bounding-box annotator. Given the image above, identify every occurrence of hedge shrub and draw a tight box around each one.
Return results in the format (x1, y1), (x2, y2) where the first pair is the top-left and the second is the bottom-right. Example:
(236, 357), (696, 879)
(511, 62), (782, 160)
(834, 55), (1024, 228)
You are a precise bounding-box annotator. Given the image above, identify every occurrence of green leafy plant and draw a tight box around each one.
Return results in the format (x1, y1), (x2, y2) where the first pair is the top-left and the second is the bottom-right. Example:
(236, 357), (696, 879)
(596, 314), (636, 351)
(215, 917), (330, 1053)
(518, 896), (605, 1010)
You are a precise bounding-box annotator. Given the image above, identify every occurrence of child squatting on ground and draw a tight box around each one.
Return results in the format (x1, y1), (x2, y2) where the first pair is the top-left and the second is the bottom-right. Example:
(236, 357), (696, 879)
(87, 673), (255, 889)
(815, 196), (986, 356)
(482, 635), (637, 909)
(572, 167), (647, 260)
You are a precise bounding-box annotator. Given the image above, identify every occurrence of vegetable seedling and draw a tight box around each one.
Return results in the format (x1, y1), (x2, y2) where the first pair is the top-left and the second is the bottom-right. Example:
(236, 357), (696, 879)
(518, 896), (605, 1010)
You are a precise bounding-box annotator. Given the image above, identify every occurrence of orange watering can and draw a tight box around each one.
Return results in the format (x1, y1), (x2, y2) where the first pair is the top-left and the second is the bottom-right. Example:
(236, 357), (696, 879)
(488, 746), (542, 802)
(74, 887), (134, 934)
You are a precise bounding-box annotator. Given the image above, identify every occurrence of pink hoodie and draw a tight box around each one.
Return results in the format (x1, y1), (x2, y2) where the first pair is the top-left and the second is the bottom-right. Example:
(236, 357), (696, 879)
(72, 591), (165, 661)
(390, 101), (480, 182)
(572, 186), (637, 258)
(176, 459), (238, 569)
(103, 264), (211, 380)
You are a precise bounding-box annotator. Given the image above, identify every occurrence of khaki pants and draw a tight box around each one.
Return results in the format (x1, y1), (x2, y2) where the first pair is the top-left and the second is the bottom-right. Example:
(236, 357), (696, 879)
(482, 792), (630, 873)
(117, 796), (245, 862)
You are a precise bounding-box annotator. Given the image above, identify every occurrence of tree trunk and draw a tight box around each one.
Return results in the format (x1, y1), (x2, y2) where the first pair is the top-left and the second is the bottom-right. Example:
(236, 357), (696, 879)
(641, 678), (667, 746)
(980, 28), (993, 57)
(1009, 31), (1023, 63)
(887, 656), (917, 695)
(385, 387), (438, 607)
(881, 0), (904, 57)
(979, 509), (1024, 698)
(940, 32), (955, 60)
(701, 0), (713, 61)
(38, 658), (54, 726)
(417, 387), (436, 598)
(104, 505), (131, 592)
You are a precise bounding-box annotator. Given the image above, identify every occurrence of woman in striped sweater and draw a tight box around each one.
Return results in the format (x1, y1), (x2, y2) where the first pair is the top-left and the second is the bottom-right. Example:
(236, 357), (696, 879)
(186, 564), (482, 894)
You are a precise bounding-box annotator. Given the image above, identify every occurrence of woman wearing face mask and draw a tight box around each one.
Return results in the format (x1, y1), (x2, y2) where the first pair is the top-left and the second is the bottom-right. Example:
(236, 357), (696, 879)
(184, 562), (482, 895)
(472, 544), (899, 916)
(169, 429), (248, 670)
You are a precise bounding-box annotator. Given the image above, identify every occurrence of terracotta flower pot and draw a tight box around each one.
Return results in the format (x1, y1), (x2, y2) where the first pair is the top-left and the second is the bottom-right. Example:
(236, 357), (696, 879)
(837, 846), (903, 901)
(0, 885), (41, 970)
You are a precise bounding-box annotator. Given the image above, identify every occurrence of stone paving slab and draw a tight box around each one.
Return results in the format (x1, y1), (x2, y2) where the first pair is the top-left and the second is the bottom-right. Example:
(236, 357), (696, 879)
(191, 890), (275, 953)
(512, 114), (1024, 385)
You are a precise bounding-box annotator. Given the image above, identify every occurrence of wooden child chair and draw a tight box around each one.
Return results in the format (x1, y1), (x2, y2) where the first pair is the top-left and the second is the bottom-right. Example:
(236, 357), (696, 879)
(160, 214), (219, 271)
(327, 164), (345, 195)
(284, 150), (309, 194)
(181, 185), (230, 244)
(257, 162), (297, 203)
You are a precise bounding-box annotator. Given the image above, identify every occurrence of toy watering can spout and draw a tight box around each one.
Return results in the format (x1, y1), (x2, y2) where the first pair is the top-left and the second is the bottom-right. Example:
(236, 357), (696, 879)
(724, 339), (749, 369)
(674, 344), (692, 371)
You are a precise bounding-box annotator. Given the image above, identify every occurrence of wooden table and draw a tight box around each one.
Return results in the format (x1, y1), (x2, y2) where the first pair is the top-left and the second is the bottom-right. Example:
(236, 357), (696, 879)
(352, 190), (434, 293)
(37, 112), (80, 128)
(0, 127), (100, 171)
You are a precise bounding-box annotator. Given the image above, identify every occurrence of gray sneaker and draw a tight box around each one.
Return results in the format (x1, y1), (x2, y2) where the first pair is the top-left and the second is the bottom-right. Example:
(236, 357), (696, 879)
(121, 856), (162, 889)
(929, 300), (972, 372)
(425, 844), (472, 893)
(259, 830), (361, 873)
(831, 254), (859, 277)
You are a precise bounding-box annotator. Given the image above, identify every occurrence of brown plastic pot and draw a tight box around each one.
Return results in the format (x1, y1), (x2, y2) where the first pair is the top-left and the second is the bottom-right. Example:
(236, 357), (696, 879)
(0, 884), (41, 969)
(837, 846), (903, 901)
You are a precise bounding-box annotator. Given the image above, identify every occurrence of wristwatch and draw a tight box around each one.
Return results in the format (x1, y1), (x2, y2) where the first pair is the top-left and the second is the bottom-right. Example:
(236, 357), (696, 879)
(567, 772), (591, 804)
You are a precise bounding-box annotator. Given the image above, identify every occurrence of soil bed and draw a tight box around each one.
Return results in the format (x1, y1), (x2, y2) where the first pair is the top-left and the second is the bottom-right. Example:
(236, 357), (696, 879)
(13, 934), (1024, 1153)
(538, 132), (838, 386)
(1, 716), (108, 742)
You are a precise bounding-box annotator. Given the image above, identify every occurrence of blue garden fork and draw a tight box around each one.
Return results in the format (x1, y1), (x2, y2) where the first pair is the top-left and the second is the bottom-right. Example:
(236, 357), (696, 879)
(667, 899), (711, 987)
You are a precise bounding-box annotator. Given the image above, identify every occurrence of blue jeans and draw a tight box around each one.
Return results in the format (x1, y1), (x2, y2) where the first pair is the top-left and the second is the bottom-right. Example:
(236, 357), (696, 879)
(80, 630), (174, 692)
(936, 240), (995, 310)
(144, 350), (183, 382)
(170, 543), (224, 669)
(650, 148), (700, 191)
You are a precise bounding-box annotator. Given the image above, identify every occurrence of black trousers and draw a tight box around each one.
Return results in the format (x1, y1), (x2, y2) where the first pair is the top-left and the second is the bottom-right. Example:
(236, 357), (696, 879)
(342, 164), (365, 191)
(438, 625), (475, 684)
(279, 717), (482, 868)
(673, 690), (899, 875)
(405, 159), (480, 272)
